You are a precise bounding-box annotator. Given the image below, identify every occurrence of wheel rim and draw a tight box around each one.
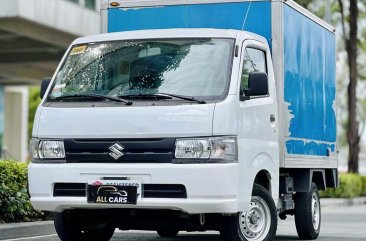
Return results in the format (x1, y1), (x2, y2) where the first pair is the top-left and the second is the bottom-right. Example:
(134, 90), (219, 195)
(312, 192), (320, 230)
(240, 196), (271, 240)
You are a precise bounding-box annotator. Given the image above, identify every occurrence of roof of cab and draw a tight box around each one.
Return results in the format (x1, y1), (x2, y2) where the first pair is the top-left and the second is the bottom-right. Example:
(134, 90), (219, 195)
(72, 28), (248, 45)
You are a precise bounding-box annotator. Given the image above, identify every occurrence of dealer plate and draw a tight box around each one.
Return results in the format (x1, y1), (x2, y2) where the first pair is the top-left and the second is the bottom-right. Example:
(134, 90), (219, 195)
(87, 179), (141, 204)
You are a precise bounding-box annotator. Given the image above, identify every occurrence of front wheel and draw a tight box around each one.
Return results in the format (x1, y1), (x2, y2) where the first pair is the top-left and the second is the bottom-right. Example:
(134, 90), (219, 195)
(295, 182), (321, 240)
(220, 184), (277, 241)
(54, 212), (115, 241)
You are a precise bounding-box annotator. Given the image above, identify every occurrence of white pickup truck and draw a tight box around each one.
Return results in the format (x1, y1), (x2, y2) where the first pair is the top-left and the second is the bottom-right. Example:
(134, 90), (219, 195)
(28, 1), (338, 241)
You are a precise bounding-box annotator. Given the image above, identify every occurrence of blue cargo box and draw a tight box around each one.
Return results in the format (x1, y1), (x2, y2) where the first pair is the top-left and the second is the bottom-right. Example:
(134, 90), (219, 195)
(101, 0), (337, 168)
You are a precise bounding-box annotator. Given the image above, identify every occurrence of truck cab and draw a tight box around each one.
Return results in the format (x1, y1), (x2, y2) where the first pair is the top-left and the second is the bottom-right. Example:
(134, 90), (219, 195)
(30, 28), (279, 240)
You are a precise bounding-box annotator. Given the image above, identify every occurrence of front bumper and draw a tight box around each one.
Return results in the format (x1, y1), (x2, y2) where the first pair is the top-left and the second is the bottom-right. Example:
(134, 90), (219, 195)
(28, 163), (239, 214)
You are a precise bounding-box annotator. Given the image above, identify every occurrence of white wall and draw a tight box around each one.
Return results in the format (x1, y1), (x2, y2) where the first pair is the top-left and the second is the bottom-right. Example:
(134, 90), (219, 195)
(3, 86), (29, 162)
(0, 0), (101, 36)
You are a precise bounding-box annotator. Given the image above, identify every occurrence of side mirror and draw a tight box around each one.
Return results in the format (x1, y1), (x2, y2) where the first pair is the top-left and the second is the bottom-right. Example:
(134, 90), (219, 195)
(244, 72), (268, 97)
(40, 78), (51, 99)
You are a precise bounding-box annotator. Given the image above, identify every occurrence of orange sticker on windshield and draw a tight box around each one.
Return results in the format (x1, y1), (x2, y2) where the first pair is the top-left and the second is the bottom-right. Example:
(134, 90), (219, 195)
(70, 45), (87, 55)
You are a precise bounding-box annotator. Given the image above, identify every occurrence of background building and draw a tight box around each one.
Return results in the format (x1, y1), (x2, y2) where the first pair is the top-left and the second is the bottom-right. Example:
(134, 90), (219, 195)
(0, 0), (101, 162)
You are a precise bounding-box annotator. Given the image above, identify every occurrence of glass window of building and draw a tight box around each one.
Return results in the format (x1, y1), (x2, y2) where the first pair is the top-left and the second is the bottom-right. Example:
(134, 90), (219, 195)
(85, 0), (96, 10)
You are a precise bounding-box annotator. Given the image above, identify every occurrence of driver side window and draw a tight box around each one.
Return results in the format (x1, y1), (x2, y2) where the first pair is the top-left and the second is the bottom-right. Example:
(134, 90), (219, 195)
(241, 48), (267, 93)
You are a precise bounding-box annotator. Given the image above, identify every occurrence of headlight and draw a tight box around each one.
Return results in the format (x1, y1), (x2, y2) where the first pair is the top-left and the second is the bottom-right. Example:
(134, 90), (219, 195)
(30, 139), (65, 162)
(174, 136), (237, 163)
(175, 139), (210, 159)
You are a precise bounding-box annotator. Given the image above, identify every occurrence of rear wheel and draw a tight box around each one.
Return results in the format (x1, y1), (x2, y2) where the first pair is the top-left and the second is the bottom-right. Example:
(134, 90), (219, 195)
(157, 230), (179, 238)
(220, 184), (277, 241)
(54, 211), (115, 241)
(295, 182), (321, 240)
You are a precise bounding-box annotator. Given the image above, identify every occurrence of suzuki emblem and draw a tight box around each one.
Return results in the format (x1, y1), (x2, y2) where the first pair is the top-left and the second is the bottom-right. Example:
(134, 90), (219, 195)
(108, 143), (125, 160)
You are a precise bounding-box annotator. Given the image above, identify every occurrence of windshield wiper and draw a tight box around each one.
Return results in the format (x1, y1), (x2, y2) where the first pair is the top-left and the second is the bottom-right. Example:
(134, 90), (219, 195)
(157, 93), (206, 104)
(49, 94), (133, 105)
(118, 93), (206, 104)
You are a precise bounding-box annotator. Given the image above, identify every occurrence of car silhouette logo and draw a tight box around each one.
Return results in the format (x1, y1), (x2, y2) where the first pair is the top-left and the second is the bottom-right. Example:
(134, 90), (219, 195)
(97, 186), (128, 197)
(109, 143), (125, 160)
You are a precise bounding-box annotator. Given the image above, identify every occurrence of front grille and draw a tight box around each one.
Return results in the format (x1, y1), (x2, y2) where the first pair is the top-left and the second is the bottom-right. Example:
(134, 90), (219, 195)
(64, 138), (175, 163)
(54, 183), (86, 197)
(53, 183), (187, 199)
(143, 184), (187, 198)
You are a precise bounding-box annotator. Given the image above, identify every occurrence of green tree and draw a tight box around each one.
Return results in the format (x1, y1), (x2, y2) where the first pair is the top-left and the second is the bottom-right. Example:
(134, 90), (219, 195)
(28, 87), (41, 139)
(338, 0), (364, 173)
(296, 0), (313, 8)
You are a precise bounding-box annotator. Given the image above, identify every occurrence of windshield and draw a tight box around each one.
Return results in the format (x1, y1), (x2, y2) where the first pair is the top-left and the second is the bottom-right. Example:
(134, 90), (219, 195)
(48, 38), (234, 101)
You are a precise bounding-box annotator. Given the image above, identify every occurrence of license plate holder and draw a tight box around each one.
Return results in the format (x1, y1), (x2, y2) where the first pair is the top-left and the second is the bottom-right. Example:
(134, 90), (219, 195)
(87, 180), (141, 204)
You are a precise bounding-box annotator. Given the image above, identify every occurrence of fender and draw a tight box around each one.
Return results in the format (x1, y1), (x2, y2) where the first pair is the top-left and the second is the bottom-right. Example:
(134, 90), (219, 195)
(238, 152), (279, 212)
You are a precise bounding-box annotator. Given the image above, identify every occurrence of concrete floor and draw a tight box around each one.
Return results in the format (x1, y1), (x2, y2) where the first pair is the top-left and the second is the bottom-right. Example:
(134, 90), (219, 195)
(4, 204), (366, 241)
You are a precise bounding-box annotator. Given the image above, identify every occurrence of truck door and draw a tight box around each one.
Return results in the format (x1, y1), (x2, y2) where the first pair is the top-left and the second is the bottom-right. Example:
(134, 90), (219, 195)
(237, 39), (279, 199)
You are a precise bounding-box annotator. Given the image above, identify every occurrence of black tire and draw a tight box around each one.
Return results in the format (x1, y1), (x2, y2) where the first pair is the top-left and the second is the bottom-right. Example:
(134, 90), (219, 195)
(157, 230), (179, 238)
(54, 212), (115, 241)
(295, 182), (321, 240)
(220, 184), (277, 241)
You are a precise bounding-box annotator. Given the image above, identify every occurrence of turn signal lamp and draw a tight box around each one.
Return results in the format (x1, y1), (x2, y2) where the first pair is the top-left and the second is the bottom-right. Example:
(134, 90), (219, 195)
(110, 2), (120, 7)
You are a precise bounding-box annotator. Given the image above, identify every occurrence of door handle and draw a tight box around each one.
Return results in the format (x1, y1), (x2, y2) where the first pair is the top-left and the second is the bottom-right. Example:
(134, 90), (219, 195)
(270, 114), (276, 122)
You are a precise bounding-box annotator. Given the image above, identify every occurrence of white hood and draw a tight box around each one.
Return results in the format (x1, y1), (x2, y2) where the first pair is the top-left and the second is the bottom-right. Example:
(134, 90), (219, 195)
(34, 104), (215, 139)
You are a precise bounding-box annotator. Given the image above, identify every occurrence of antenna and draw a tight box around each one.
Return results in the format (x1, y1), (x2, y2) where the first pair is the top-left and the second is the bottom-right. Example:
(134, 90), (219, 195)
(241, 2), (252, 31)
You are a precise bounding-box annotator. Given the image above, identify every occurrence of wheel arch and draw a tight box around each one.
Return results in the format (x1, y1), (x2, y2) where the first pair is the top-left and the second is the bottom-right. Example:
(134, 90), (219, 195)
(312, 170), (326, 190)
(249, 153), (279, 206)
(281, 168), (338, 192)
(238, 153), (279, 212)
(254, 169), (272, 192)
